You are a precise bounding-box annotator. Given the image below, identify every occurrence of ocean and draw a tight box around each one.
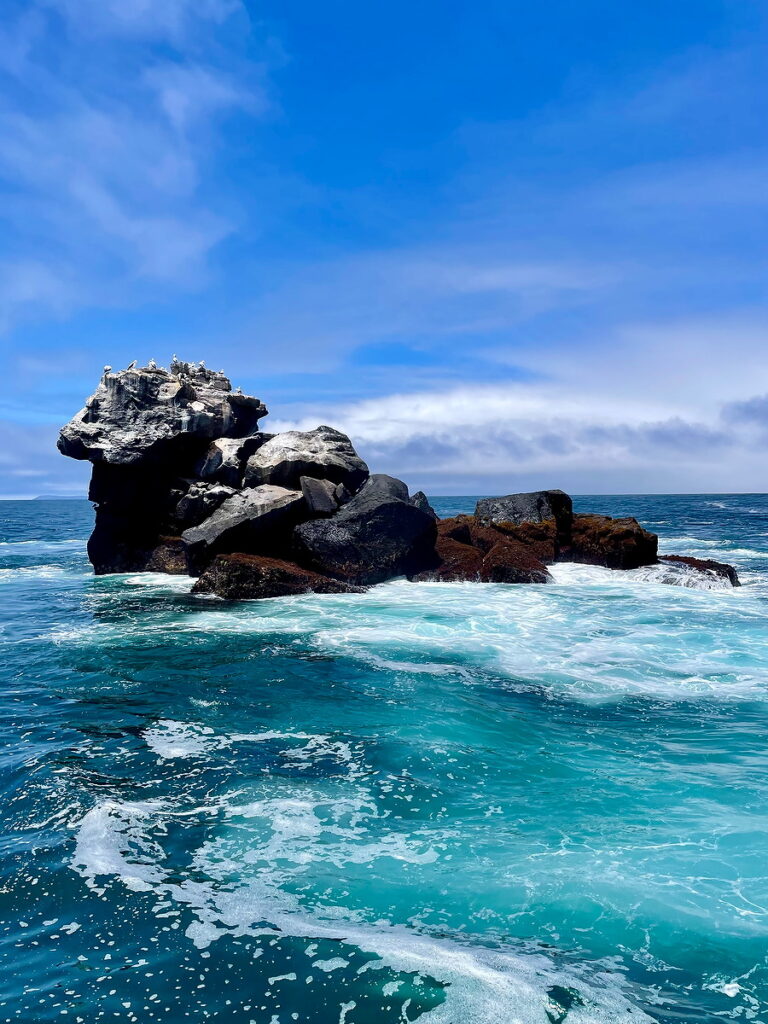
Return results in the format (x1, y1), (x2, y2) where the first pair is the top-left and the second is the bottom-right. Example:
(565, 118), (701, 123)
(1, 494), (767, 1024)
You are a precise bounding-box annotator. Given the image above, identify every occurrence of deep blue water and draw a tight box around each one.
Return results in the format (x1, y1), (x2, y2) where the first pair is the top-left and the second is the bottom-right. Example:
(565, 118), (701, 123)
(1, 494), (767, 1024)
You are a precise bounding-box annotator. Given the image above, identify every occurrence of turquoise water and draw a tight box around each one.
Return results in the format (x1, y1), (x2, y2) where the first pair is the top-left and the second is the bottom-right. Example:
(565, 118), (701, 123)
(1, 494), (767, 1023)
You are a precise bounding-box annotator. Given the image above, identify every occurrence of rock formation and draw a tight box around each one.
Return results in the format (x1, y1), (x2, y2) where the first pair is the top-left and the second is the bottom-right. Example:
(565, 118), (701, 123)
(59, 364), (739, 597)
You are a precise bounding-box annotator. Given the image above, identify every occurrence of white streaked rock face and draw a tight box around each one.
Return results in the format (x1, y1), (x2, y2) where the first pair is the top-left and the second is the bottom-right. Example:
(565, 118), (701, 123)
(58, 363), (268, 465)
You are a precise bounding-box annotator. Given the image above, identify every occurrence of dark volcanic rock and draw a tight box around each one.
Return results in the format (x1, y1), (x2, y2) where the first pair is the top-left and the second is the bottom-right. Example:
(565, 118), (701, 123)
(244, 426), (368, 492)
(566, 514), (658, 569)
(183, 485), (306, 569)
(360, 474), (410, 501)
(409, 490), (438, 520)
(192, 553), (361, 599)
(475, 489), (573, 542)
(174, 482), (236, 529)
(660, 554), (740, 586)
(300, 476), (338, 516)
(294, 475), (438, 585)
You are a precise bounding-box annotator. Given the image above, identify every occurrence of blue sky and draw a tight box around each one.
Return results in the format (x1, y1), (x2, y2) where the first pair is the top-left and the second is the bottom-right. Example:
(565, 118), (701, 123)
(1, 0), (767, 496)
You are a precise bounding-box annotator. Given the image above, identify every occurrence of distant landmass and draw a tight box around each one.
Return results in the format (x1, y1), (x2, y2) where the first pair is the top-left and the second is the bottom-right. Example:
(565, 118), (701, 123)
(33, 494), (86, 500)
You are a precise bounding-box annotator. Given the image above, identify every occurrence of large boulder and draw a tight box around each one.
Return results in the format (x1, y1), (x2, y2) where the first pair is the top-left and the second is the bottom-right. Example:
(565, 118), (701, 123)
(58, 362), (267, 466)
(244, 426), (369, 492)
(293, 474), (438, 584)
(192, 553), (362, 600)
(566, 514), (658, 569)
(475, 489), (573, 546)
(182, 485), (306, 569)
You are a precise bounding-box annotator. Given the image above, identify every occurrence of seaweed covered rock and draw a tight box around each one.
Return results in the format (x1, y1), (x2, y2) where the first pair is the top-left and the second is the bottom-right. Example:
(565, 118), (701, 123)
(192, 553), (361, 600)
(566, 514), (658, 570)
(414, 515), (552, 584)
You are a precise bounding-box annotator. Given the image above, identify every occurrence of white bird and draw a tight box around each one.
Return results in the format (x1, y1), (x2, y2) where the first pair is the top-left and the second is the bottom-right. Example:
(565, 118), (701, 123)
(199, 359), (206, 368)
(127, 359), (137, 370)
(103, 365), (112, 374)
(148, 358), (157, 370)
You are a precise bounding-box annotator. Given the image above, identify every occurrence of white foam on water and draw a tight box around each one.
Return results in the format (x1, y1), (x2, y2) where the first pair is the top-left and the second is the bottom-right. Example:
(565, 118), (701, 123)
(120, 573), (196, 591)
(71, 799), (168, 893)
(49, 570), (768, 703)
(69, 792), (653, 1024)
(549, 561), (734, 590)
(0, 564), (77, 583)
(143, 720), (221, 760)
(0, 538), (86, 552)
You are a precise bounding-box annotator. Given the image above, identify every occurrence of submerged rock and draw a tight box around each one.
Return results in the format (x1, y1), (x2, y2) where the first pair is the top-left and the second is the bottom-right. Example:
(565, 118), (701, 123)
(192, 553), (362, 599)
(659, 554), (740, 587)
(294, 474), (438, 584)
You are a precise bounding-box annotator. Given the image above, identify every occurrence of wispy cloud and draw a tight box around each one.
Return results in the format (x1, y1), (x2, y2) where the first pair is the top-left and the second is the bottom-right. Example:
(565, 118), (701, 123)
(0, 0), (271, 329)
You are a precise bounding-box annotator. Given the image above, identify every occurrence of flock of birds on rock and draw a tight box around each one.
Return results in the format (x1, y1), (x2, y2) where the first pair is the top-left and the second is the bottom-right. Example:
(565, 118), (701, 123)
(101, 357), (230, 380)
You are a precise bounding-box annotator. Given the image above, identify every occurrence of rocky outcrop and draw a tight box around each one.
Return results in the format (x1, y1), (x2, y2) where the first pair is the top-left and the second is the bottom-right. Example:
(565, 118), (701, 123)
(60, 362), (273, 574)
(192, 553), (362, 600)
(293, 474), (439, 585)
(566, 514), (658, 570)
(660, 554), (740, 587)
(60, 362), (695, 598)
(244, 426), (368, 491)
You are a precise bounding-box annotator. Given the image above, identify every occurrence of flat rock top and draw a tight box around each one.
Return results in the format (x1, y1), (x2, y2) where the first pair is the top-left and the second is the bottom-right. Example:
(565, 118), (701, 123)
(58, 361), (268, 465)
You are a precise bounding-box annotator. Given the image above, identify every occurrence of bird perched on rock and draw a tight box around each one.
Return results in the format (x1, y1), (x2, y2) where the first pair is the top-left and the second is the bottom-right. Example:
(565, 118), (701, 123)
(126, 359), (137, 370)
(103, 365), (112, 374)
(147, 358), (157, 370)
